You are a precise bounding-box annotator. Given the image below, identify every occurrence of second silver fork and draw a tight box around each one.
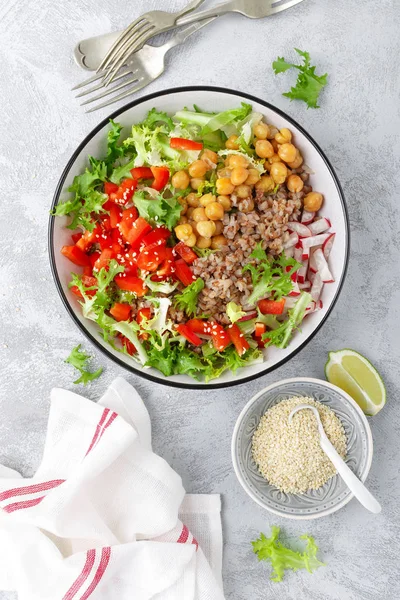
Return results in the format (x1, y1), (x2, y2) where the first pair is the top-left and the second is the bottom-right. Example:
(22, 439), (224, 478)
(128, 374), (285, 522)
(73, 19), (215, 113)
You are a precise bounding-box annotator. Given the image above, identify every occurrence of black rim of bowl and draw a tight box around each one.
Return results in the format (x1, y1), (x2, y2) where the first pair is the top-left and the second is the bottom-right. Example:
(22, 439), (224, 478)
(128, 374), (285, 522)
(48, 85), (350, 390)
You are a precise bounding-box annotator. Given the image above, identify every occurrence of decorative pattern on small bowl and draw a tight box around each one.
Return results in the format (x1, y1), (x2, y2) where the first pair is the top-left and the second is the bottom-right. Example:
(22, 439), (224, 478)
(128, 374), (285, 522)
(231, 378), (373, 519)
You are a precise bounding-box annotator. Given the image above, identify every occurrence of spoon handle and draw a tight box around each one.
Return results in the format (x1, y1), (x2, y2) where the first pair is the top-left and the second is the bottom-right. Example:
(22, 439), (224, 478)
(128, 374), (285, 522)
(320, 436), (381, 514)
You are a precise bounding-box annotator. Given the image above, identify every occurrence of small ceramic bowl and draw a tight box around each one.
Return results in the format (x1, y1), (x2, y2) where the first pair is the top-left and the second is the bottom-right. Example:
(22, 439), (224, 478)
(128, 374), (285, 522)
(231, 377), (373, 519)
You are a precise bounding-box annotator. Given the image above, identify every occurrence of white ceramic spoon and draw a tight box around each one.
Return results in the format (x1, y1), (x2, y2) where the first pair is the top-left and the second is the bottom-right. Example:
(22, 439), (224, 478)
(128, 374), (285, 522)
(289, 404), (382, 514)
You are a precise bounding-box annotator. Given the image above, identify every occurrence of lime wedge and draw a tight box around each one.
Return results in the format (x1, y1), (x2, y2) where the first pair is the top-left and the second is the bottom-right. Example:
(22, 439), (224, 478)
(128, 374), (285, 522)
(325, 349), (386, 416)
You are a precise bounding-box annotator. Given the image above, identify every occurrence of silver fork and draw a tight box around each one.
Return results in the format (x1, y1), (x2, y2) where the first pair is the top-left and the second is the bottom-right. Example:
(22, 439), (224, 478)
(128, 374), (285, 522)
(101, 0), (306, 85)
(73, 19), (214, 113)
(98, 0), (206, 83)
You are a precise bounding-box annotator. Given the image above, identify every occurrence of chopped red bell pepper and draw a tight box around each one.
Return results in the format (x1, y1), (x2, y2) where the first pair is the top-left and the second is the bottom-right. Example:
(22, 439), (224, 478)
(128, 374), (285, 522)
(174, 241), (198, 265)
(104, 181), (119, 195)
(254, 322), (266, 337)
(61, 245), (91, 267)
(109, 204), (122, 228)
(176, 324), (203, 346)
(82, 265), (92, 277)
(114, 274), (147, 296)
(142, 226), (171, 247)
(82, 275), (97, 288)
(89, 251), (101, 268)
(137, 306), (152, 341)
(76, 226), (100, 252)
(174, 259), (196, 287)
(186, 319), (212, 335)
(150, 166), (169, 191)
(94, 248), (114, 271)
(70, 286), (83, 299)
(126, 217), (152, 248)
(71, 232), (82, 244)
(119, 207), (139, 242)
(210, 322), (231, 351)
(130, 166), (153, 180)
(110, 302), (132, 322)
(258, 298), (286, 315)
(170, 137), (203, 151)
(112, 178), (137, 206)
(227, 323), (250, 356)
(155, 247), (174, 278)
(118, 334), (136, 356)
(137, 241), (167, 272)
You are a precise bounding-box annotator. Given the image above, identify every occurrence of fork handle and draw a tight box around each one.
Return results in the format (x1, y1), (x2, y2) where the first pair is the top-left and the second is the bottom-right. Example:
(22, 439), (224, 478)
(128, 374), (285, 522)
(161, 18), (216, 53)
(177, 0), (207, 18)
(176, 0), (238, 25)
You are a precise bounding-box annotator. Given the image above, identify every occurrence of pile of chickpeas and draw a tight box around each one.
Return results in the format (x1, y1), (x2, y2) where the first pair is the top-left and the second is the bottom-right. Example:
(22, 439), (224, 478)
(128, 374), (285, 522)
(172, 122), (324, 249)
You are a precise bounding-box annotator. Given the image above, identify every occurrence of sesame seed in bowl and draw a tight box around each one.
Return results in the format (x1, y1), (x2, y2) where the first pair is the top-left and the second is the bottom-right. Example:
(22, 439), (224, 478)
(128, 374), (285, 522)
(231, 377), (373, 520)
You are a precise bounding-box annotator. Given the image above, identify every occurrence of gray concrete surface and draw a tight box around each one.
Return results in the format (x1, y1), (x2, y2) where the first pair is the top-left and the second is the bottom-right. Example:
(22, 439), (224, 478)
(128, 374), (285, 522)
(1, 0), (399, 598)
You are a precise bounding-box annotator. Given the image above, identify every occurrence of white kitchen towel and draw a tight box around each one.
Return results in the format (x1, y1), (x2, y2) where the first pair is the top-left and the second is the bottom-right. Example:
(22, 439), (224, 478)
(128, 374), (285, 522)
(0, 376), (225, 600)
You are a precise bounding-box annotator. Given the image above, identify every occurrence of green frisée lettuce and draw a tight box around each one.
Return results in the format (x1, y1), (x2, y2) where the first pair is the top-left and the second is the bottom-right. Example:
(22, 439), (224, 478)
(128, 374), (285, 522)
(226, 302), (246, 324)
(243, 243), (301, 306)
(174, 102), (252, 135)
(173, 278), (204, 316)
(65, 344), (103, 385)
(252, 526), (325, 582)
(133, 190), (183, 229)
(262, 292), (312, 349)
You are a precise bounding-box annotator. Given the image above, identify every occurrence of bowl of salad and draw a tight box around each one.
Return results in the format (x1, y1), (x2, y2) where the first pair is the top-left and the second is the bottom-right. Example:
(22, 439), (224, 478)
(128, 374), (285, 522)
(49, 87), (349, 388)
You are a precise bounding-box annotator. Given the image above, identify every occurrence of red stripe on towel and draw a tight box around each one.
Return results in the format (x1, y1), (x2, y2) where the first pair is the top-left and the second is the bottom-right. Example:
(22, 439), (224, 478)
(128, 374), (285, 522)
(62, 549), (96, 600)
(0, 479), (65, 502)
(96, 412), (118, 445)
(192, 537), (199, 551)
(85, 408), (110, 456)
(177, 524), (189, 544)
(3, 495), (45, 513)
(79, 547), (111, 600)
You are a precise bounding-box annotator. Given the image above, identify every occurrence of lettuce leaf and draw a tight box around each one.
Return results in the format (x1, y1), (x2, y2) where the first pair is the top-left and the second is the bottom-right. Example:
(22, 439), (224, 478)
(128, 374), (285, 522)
(252, 526), (325, 582)
(173, 102), (252, 135)
(133, 190), (182, 230)
(173, 278), (204, 316)
(226, 302), (246, 324)
(65, 344), (103, 385)
(262, 292), (312, 349)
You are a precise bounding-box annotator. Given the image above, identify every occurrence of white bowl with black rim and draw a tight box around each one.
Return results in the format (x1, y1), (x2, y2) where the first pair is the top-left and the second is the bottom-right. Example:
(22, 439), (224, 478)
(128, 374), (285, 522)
(49, 86), (349, 389)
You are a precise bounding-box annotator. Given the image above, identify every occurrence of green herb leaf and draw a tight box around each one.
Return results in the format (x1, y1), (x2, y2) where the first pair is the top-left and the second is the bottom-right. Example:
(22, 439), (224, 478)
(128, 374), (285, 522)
(273, 48), (328, 109)
(65, 344), (103, 385)
(143, 107), (174, 132)
(194, 247), (217, 258)
(262, 292), (312, 349)
(133, 190), (182, 230)
(105, 120), (126, 166)
(173, 278), (204, 316)
(145, 334), (177, 376)
(226, 301), (246, 324)
(109, 157), (136, 184)
(252, 526), (325, 582)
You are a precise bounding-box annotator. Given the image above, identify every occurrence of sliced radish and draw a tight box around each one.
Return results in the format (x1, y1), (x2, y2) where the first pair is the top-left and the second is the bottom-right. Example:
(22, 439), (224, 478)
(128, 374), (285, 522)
(308, 246), (321, 273)
(282, 296), (298, 310)
(310, 272), (324, 301)
(301, 210), (315, 224)
(285, 245), (294, 258)
(288, 279), (300, 297)
(314, 248), (334, 283)
(308, 270), (316, 284)
(237, 311), (257, 322)
(283, 231), (299, 249)
(285, 265), (298, 283)
(300, 233), (331, 259)
(299, 281), (311, 290)
(297, 257), (308, 284)
(287, 222), (312, 238)
(294, 243), (303, 263)
(323, 232), (336, 259)
(305, 301), (316, 314)
(308, 218), (331, 235)
(316, 300), (323, 310)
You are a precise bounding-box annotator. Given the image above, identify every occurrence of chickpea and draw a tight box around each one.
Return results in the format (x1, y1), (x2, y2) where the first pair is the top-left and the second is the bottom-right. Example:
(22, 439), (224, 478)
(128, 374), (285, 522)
(227, 154), (248, 168)
(190, 177), (204, 191)
(189, 220), (199, 235)
(201, 148), (218, 164)
(197, 220), (216, 238)
(216, 177), (235, 195)
(218, 167), (232, 178)
(286, 174), (304, 193)
(196, 235), (211, 249)
(178, 215), (189, 224)
(230, 167), (249, 186)
(225, 134), (240, 150)
(211, 235), (228, 249)
(200, 193), (217, 207)
(268, 153), (282, 165)
(278, 143), (297, 164)
(253, 122), (270, 139)
(245, 168), (260, 185)
(188, 160), (208, 178)
(255, 175), (275, 193)
(275, 128), (292, 145)
(270, 162), (288, 184)
(205, 201), (224, 220)
(304, 192), (324, 212)
(266, 125), (279, 140)
(177, 197), (188, 215)
(271, 139), (279, 153)
(287, 149), (303, 169)
(175, 223), (193, 241)
(238, 198), (255, 213)
(186, 206), (195, 219)
(172, 170), (190, 190)
(214, 220), (224, 235)
(187, 192), (200, 207)
(255, 139), (274, 159)
(235, 184), (252, 199)
(185, 233), (197, 247)
(192, 207), (207, 222)
(217, 195), (232, 210)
